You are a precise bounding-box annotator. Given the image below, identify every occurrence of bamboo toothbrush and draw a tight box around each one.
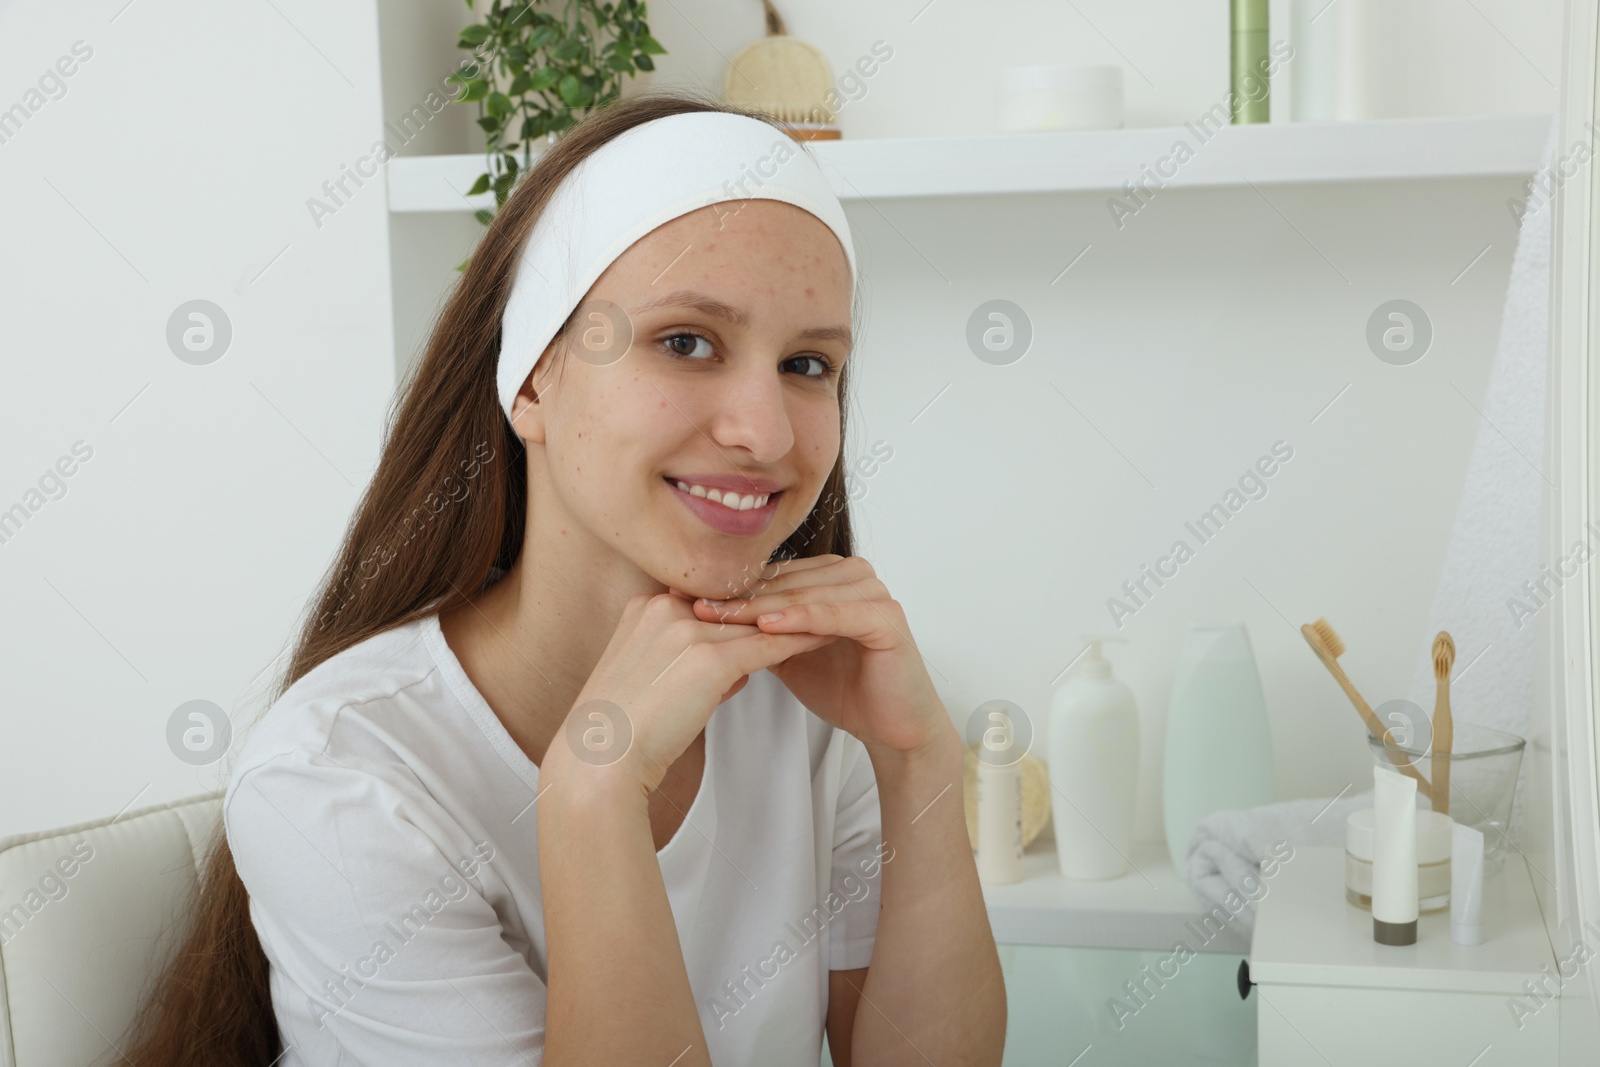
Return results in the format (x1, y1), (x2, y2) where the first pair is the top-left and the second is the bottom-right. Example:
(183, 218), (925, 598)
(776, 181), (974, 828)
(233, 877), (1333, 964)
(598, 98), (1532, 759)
(1301, 617), (1433, 801)
(1432, 632), (1455, 815)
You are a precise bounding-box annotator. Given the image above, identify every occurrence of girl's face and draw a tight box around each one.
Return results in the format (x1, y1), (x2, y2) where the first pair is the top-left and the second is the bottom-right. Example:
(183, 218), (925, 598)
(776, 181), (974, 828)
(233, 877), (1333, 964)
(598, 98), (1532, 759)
(510, 199), (854, 600)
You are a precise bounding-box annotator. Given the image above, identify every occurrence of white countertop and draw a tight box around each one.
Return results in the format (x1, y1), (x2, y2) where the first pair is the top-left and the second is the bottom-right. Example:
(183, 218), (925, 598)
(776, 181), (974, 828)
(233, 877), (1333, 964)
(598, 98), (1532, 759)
(1250, 846), (1555, 994)
(981, 840), (1249, 954)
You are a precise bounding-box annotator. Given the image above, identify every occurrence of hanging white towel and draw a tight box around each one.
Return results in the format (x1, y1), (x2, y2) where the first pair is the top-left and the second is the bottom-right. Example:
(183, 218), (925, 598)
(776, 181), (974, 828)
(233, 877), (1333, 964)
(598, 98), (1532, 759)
(1404, 114), (1559, 848)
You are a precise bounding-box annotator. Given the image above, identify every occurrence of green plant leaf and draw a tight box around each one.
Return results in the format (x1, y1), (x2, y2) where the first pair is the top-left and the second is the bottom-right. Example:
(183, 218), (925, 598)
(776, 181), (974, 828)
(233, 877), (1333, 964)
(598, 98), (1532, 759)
(467, 173), (492, 196)
(637, 33), (666, 55)
(508, 71), (533, 95)
(474, 208), (495, 226)
(486, 91), (512, 118)
(605, 53), (633, 72)
(634, 53), (654, 71)
(530, 67), (560, 91)
(477, 116), (499, 133)
(553, 37), (586, 62)
(458, 23), (491, 45)
(459, 78), (490, 103)
(557, 73), (583, 106)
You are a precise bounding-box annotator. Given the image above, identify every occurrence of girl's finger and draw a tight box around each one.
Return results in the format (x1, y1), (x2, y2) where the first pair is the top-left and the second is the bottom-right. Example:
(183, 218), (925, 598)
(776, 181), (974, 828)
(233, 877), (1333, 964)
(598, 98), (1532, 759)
(753, 596), (907, 653)
(713, 628), (841, 680)
(696, 577), (887, 623)
(707, 556), (874, 606)
(720, 552), (848, 595)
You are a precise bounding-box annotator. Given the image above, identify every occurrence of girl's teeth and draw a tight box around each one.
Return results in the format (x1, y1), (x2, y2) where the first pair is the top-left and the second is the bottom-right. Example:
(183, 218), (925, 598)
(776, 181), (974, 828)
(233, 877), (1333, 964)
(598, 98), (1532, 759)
(674, 480), (770, 511)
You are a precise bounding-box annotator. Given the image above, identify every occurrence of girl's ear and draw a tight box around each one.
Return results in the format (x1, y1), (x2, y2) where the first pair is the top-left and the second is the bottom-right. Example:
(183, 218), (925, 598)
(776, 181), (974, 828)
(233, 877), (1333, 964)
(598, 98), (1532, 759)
(508, 381), (545, 445)
(508, 343), (559, 444)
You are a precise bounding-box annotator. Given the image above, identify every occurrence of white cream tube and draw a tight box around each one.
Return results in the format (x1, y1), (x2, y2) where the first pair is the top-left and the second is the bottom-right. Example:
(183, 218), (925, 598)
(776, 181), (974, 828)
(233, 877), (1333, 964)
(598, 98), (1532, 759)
(1333, 0), (1373, 120)
(1372, 765), (1418, 945)
(1290, 0), (1335, 121)
(976, 759), (1024, 884)
(1451, 822), (1485, 945)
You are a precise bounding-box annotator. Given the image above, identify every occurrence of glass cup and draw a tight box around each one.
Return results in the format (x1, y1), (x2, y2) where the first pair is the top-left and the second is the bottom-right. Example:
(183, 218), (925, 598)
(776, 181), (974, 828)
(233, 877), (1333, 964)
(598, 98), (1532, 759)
(1367, 721), (1525, 875)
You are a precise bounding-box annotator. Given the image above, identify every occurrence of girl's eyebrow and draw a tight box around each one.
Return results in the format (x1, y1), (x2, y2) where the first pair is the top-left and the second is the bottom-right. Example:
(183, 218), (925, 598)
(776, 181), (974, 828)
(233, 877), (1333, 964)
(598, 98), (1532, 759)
(631, 288), (851, 347)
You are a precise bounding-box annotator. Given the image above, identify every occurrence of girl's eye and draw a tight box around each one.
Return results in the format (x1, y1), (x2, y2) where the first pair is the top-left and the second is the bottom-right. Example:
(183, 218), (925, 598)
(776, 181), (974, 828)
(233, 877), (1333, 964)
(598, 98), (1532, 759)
(659, 331), (839, 379)
(784, 354), (836, 379)
(662, 332), (714, 361)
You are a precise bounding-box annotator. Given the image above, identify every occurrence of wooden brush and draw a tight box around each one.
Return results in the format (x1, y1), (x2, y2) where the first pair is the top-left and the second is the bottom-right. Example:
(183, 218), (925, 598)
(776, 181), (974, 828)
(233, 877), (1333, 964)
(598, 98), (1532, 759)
(723, 0), (840, 138)
(1432, 632), (1455, 816)
(1301, 617), (1433, 801)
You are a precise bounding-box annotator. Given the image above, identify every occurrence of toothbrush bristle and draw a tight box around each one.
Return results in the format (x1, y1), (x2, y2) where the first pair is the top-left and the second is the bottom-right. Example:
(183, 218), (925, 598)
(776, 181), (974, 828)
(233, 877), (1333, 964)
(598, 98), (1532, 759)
(1311, 618), (1344, 659)
(1433, 631), (1455, 674)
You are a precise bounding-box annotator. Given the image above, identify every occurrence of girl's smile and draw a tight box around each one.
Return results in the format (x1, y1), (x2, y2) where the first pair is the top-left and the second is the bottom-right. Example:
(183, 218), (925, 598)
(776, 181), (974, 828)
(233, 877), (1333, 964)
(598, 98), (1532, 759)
(663, 474), (787, 536)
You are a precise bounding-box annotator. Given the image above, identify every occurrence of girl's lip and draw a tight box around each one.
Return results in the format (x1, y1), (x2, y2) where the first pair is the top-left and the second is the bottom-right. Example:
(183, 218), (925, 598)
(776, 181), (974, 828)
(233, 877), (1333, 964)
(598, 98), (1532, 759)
(664, 477), (782, 536)
(664, 472), (787, 495)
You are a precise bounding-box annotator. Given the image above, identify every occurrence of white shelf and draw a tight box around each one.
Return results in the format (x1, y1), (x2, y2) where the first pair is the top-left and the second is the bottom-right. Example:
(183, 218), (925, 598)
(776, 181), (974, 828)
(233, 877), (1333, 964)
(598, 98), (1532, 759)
(981, 840), (1248, 954)
(1250, 846), (1554, 995)
(387, 113), (1552, 213)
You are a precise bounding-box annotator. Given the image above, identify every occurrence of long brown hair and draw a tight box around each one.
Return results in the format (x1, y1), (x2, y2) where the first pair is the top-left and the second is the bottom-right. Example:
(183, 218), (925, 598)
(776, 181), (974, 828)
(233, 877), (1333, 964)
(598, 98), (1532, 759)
(122, 86), (861, 1066)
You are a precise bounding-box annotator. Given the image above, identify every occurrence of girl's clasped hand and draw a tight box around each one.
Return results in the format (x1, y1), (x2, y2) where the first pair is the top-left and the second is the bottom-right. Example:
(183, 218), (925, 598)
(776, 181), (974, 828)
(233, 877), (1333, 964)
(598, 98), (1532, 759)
(682, 554), (950, 759)
(552, 554), (950, 800)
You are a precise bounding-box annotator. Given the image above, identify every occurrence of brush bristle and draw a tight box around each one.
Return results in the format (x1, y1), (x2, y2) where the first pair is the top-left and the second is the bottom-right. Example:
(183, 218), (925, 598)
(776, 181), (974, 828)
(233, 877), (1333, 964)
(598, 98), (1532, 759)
(1433, 631), (1455, 674)
(1311, 618), (1344, 659)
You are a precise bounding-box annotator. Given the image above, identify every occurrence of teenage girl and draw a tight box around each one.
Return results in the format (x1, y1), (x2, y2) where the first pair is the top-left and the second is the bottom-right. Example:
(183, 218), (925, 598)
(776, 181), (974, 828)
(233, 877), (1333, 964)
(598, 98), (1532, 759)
(125, 89), (1005, 1066)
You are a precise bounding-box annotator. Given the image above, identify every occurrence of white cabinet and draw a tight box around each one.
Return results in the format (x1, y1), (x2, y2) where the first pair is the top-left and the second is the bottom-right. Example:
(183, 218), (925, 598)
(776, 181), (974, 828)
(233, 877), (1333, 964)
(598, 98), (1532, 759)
(1250, 846), (1558, 1064)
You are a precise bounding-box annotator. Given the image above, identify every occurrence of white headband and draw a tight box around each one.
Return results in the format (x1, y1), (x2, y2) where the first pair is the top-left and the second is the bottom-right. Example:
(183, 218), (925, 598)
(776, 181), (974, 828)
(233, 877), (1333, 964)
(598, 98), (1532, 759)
(495, 109), (859, 423)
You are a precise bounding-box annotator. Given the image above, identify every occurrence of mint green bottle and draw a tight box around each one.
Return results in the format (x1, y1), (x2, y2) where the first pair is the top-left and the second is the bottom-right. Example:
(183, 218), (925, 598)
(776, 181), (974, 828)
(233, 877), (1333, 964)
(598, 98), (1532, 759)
(1162, 622), (1276, 871)
(1231, 0), (1270, 123)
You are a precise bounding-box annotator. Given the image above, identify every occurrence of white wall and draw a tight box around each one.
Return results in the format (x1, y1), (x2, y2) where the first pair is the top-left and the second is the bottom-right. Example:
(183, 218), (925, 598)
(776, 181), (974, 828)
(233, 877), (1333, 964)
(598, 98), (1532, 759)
(383, 0), (1563, 842)
(0, 0), (1564, 844)
(0, 0), (395, 837)
(844, 175), (1527, 840)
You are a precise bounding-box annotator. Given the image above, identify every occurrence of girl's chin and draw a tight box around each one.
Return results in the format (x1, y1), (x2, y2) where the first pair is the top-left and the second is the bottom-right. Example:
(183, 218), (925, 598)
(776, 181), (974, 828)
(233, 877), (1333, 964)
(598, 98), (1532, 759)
(657, 552), (781, 601)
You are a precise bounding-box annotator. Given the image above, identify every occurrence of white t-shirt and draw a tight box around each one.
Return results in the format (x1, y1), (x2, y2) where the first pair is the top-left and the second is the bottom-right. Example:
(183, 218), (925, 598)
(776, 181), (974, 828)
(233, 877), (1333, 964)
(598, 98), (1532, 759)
(225, 610), (886, 1066)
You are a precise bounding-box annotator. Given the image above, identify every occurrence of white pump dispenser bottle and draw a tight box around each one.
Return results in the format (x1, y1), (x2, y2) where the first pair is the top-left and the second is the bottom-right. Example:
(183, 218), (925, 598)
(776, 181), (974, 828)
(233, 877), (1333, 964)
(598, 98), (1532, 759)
(1049, 636), (1140, 879)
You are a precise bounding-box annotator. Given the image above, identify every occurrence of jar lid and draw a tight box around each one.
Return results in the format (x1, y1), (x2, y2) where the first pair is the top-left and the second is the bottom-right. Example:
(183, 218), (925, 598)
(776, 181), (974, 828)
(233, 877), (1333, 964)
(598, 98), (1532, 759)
(1345, 807), (1454, 863)
(1001, 64), (1123, 93)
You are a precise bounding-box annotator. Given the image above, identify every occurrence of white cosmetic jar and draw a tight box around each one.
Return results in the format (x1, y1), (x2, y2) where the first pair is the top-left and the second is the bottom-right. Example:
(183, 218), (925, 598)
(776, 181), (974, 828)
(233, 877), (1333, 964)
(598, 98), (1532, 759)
(1346, 807), (1454, 914)
(998, 64), (1124, 132)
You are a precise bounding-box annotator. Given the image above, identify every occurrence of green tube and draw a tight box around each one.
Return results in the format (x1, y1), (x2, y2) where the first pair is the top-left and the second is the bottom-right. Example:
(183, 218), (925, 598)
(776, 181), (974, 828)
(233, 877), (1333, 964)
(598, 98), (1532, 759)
(1230, 0), (1269, 124)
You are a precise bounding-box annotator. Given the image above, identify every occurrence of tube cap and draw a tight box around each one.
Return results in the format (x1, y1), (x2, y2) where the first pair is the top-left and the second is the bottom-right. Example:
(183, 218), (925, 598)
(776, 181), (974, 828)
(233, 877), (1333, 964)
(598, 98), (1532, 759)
(1451, 920), (1485, 946)
(1374, 917), (1417, 946)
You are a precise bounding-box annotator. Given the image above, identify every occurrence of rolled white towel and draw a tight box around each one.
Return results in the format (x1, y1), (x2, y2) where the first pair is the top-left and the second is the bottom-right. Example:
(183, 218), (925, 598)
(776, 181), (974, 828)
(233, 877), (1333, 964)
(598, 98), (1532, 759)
(1182, 790), (1378, 938)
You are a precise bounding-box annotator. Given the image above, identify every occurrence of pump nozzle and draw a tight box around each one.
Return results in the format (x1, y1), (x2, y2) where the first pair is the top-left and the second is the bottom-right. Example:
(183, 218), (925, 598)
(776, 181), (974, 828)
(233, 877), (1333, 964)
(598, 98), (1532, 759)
(1075, 635), (1129, 679)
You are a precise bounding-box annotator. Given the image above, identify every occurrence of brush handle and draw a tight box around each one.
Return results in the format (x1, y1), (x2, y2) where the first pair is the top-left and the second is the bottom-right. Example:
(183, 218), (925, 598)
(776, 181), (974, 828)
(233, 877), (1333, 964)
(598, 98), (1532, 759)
(1433, 675), (1453, 815)
(1302, 626), (1434, 800)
